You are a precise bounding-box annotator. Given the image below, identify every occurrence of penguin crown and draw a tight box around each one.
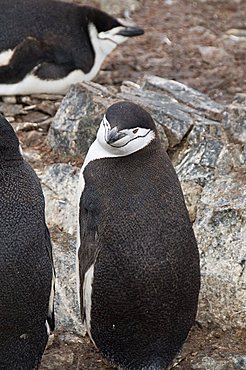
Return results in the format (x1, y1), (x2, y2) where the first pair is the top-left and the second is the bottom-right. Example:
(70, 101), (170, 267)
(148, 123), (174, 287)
(96, 101), (157, 157)
(0, 114), (22, 161)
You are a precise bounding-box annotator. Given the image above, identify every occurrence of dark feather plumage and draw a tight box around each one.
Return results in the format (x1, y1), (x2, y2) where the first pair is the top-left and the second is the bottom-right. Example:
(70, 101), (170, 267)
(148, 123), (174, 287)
(0, 114), (54, 369)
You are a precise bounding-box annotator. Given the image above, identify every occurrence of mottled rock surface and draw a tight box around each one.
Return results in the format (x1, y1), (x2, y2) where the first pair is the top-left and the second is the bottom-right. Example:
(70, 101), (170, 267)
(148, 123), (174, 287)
(100, 0), (141, 15)
(47, 84), (108, 158)
(51, 229), (82, 334)
(40, 164), (80, 235)
(195, 175), (246, 329)
(191, 354), (246, 370)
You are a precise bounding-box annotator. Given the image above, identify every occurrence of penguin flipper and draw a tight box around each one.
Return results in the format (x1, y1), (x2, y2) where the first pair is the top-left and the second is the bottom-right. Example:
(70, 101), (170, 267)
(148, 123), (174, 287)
(0, 37), (51, 84)
(44, 226), (55, 332)
(34, 62), (75, 80)
(78, 196), (100, 321)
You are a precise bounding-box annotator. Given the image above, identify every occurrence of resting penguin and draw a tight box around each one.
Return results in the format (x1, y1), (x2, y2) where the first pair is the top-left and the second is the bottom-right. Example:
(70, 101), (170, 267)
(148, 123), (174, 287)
(0, 114), (55, 369)
(0, 0), (144, 96)
(77, 102), (200, 370)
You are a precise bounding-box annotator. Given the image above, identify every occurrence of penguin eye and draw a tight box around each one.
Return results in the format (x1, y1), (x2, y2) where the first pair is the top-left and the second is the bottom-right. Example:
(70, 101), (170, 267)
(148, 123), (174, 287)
(133, 129), (138, 134)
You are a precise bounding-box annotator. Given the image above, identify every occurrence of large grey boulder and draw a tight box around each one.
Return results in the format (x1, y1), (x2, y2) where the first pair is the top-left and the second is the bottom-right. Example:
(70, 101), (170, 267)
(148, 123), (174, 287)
(47, 84), (110, 158)
(195, 174), (246, 329)
(223, 93), (246, 145)
(40, 164), (80, 235)
(174, 117), (224, 185)
(39, 165), (82, 332)
(51, 231), (82, 334)
(45, 77), (245, 331)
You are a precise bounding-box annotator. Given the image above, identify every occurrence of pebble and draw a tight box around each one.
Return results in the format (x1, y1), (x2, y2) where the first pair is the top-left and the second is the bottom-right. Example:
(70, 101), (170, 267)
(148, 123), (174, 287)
(197, 46), (233, 65)
(233, 356), (246, 370)
(2, 96), (17, 104)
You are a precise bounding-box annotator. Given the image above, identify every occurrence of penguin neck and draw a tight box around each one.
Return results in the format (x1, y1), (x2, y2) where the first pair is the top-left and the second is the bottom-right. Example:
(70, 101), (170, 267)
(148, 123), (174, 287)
(82, 139), (120, 171)
(82, 136), (161, 172)
(85, 23), (117, 81)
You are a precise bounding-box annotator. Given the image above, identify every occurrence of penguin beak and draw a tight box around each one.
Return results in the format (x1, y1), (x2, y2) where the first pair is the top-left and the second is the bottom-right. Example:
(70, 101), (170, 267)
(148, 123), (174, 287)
(116, 26), (144, 37)
(106, 127), (126, 144)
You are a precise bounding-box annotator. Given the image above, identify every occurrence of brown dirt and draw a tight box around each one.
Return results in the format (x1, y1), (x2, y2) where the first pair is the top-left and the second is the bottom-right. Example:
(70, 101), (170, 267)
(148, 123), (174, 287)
(96, 0), (246, 103)
(41, 326), (246, 369)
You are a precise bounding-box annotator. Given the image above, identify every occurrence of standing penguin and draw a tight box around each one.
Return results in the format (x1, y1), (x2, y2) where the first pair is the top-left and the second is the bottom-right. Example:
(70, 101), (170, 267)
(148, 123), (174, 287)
(77, 102), (200, 370)
(0, 114), (55, 369)
(0, 0), (144, 95)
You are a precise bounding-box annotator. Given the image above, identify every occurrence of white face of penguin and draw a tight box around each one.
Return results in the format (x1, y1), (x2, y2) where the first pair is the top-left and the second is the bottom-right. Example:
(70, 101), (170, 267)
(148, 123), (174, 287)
(98, 26), (129, 45)
(96, 115), (156, 157)
(89, 23), (144, 57)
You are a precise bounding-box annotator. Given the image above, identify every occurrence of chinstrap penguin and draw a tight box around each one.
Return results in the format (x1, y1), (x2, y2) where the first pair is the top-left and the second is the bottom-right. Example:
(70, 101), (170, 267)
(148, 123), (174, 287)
(0, 0), (144, 95)
(77, 102), (200, 370)
(0, 114), (55, 369)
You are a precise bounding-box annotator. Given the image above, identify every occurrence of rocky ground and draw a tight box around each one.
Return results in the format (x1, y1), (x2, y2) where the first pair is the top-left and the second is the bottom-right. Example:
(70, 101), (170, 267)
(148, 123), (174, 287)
(1, 0), (246, 369)
(40, 326), (246, 370)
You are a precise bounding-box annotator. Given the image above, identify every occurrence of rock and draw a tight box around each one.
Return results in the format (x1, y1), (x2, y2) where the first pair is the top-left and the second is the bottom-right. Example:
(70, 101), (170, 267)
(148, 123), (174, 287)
(233, 356), (246, 370)
(31, 93), (64, 101)
(51, 230), (82, 334)
(226, 29), (246, 37)
(192, 355), (226, 370)
(4, 116), (15, 123)
(57, 333), (84, 345)
(37, 100), (58, 116)
(38, 164), (82, 334)
(47, 84), (111, 158)
(36, 117), (53, 132)
(215, 144), (246, 176)
(119, 76), (226, 147)
(23, 130), (45, 147)
(195, 174), (246, 329)
(164, 0), (176, 5)
(143, 75), (225, 121)
(223, 94), (246, 145)
(188, 26), (217, 44)
(21, 111), (50, 123)
(1, 96), (17, 104)
(14, 122), (39, 132)
(180, 181), (203, 223)
(22, 149), (41, 163)
(198, 46), (234, 66)
(221, 29), (246, 49)
(11, 118), (52, 134)
(40, 164), (80, 236)
(100, 0), (141, 16)
(174, 118), (224, 185)
(221, 35), (246, 50)
(0, 102), (25, 116)
(191, 354), (246, 370)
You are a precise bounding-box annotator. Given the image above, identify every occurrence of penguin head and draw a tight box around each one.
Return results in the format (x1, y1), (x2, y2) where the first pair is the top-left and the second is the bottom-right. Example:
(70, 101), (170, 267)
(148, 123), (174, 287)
(96, 101), (158, 157)
(84, 7), (144, 56)
(0, 114), (22, 161)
